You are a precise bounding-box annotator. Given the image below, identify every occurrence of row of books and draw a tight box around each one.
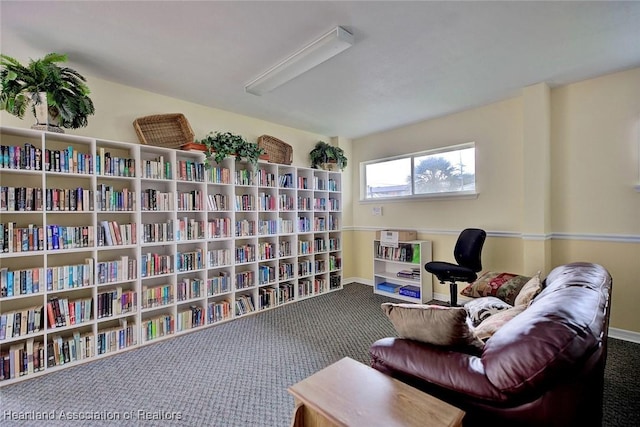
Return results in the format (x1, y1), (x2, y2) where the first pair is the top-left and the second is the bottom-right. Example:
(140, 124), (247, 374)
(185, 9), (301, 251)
(176, 160), (205, 182)
(207, 248), (230, 268)
(177, 190), (204, 211)
(177, 277), (204, 301)
(235, 244), (256, 264)
(0, 306), (43, 340)
(235, 270), (255, 289)
(141, 284), (173, 309)
(235, 194), (255, 211)
(257, 169), (276, 187)
(207, 166), (231, 184)
(97, 319), (136, 355)
(48, 332), (96, 367)
(141, 157), (172, 180)
(207, 299), (232, 323)
(176, 306), (205, 332)
(141, 189), (174, 211)
(235, 219), (256, 237)
(1, 267), (44, 297)
(141, 314), (174, 342)
(176, 249), (204, 272)
(0, 339), (45, 380)
(96, 184), (134, 211)
(375, 243), (419, 263)
(140, 253), (174, 277)
(299, 277), (330, 297)
(96, 288), (137, 319)
(47, 297), (92, 328)
(258, 265), (276, 285)
(176, 218), (205, 241)
(96, 150), (135, 178)
(96, 256), (135, 285)
(234, 169), (254, 186)
(207, 273), (231, 296)
(258, 219), (278, 235)
(258, 283), (295, 309)
(207, 193), (229, 211)
(235, 294), (255, 316)
(0, 143), (92, 174)
(142, 220), (174, 243)
(98, 221), (136, 246)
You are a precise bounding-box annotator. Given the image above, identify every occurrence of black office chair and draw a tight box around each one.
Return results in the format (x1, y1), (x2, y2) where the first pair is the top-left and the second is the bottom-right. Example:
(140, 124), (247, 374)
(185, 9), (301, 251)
(425, 228), (486, 306)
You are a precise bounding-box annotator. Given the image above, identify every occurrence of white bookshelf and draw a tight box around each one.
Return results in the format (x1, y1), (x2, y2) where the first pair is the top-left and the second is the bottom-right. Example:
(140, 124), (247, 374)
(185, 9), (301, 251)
(0, 126), (342, 385)
(373, 240), (432, 303)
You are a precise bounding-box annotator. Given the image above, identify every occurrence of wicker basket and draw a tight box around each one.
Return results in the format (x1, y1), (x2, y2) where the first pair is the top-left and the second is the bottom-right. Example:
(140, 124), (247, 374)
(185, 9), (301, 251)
(257, 135), (293, 165)
(133, 113), (194, 148)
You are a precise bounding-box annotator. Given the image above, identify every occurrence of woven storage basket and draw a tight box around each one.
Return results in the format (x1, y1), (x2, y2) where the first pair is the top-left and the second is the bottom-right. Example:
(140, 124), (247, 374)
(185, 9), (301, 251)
(133, 113), (194, 148)
(257, 135), (293, 165)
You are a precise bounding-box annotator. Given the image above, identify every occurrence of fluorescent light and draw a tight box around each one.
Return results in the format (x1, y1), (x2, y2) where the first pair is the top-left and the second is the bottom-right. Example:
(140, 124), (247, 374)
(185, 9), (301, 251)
(245, 26), (354, 96)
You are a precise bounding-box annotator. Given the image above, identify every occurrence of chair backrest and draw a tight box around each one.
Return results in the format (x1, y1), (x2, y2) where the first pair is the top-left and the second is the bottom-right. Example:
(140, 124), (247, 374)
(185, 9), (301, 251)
(453, 228), (486, 272)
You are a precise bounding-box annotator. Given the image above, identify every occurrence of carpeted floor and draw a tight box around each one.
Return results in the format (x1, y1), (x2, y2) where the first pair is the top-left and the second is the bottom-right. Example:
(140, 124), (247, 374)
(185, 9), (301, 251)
(1, 283), (639, 426)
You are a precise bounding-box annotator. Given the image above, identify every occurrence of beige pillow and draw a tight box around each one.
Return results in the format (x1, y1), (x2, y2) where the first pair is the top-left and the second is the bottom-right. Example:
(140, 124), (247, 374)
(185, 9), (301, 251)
(382, 303), (484, 349)
(514, 272), (542, 306)
(474, 305), (527, 340)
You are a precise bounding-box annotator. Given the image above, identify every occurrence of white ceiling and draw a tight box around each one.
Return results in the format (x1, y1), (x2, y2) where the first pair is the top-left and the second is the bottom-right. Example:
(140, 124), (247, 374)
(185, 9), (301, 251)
(2, 1), (640, 139)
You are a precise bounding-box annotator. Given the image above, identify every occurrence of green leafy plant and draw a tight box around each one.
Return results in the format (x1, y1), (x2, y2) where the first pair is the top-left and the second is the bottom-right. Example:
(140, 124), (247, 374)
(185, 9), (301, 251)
(0, 52), (95, 129)
(198, 131), (264, 168)
(309, 141), (347, 171)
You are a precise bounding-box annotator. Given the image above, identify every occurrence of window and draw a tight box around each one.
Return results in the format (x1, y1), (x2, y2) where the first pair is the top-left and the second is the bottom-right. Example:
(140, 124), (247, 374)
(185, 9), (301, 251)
(362, 143), (476, 200)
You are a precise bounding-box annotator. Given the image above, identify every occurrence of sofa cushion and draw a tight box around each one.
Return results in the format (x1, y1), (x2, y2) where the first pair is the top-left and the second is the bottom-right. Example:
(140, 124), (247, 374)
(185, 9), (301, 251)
(464, 296), (513, 327)
(382, 303), (484, 349)
(514, 272), (542, 306)
(461, 271), (531, 305)
(474, 304), (527, 340)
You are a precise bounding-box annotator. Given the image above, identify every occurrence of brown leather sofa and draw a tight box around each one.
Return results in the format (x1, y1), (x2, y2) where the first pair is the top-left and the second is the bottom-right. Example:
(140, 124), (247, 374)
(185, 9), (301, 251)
(369, 262), (612, 427)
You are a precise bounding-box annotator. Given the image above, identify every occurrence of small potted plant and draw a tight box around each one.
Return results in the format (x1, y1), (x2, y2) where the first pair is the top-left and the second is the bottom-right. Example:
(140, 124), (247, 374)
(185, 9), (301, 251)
(309, 141), (347, 171)
(0, 53), (95, 131)
(198, 131), (265, 169)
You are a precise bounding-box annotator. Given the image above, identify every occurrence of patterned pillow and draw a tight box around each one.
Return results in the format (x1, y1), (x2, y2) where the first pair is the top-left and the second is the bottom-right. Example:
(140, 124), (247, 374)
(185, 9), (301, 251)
(381, 303), (484, 349)
(461, 271), (532, 305)
(474, 305), (527, 340)
(464, 297), (513, 327)
(514, 272), (542, 306)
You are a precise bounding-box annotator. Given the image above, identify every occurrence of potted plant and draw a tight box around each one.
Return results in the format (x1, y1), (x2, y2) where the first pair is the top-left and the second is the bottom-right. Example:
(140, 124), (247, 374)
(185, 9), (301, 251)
(309, 141), (347, 171)
(0, 53), (95, 131)
(198, 131), (265, 168)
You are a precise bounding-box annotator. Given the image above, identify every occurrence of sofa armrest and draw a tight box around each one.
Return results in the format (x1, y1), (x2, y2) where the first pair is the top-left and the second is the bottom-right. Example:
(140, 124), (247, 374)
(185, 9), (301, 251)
(370, 337), (508, 403)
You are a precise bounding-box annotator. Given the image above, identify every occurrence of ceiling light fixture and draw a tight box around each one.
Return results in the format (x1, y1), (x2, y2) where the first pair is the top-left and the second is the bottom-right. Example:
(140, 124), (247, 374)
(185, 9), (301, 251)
(245, 26), (354, 96)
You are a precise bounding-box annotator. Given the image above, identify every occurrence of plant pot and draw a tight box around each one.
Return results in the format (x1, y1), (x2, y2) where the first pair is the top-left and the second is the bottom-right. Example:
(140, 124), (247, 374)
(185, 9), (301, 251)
(31, 92), (64, 133)
(321, 161), (337, 171)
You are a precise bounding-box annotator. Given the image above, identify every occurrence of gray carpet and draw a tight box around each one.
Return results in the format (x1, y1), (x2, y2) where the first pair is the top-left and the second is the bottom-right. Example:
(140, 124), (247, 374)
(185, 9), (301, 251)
(1, 283), (638, 426)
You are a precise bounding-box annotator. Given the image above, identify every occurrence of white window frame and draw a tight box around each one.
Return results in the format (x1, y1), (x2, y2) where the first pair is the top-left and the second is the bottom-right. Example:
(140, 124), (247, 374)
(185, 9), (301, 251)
(360, 142), (477, 202)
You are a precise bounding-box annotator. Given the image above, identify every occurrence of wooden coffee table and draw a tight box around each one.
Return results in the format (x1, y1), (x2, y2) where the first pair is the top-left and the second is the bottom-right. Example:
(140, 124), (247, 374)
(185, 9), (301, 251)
(288, 357), (464, 427)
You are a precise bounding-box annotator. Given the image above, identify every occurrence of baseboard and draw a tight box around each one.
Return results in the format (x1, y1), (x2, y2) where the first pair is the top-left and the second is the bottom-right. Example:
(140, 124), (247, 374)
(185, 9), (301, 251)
(344, 277), (372, 286)
(344, 280), (640, 344)
(608, 327), (640, 344)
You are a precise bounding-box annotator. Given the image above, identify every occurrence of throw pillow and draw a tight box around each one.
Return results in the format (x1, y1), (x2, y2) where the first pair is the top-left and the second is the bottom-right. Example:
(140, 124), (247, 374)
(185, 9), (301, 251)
(514, 272), (542, 306)
(464, 296), (513, 327)
(474, 305), (527, 340)
(460, 271), (532, 305)
(381, 303), (484, 349)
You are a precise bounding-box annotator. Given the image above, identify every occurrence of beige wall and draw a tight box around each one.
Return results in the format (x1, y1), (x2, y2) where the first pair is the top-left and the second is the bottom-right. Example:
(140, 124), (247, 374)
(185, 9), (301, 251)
(348, 67), (640, 333)
(0, 76), (332, 167)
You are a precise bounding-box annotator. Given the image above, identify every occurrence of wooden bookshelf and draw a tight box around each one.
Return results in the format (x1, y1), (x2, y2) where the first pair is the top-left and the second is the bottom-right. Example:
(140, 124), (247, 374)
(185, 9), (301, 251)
(0, 126), (342, 385)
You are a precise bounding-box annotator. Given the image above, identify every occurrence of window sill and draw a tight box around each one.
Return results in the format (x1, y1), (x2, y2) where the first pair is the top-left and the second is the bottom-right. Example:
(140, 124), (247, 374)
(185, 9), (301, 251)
(360, 190), (479, 203)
